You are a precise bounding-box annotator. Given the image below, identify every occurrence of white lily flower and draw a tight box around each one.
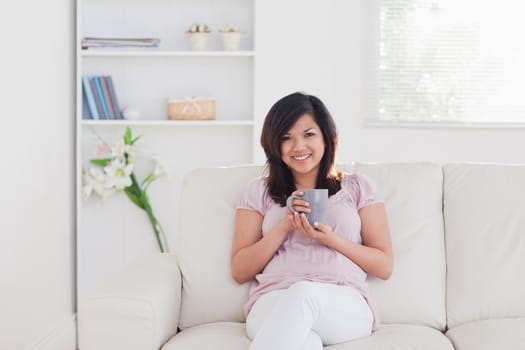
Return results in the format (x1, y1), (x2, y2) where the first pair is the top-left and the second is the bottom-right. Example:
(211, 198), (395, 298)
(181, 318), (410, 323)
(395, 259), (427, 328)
(83, 167), (114, 199)
(90, 166), (105, 181)
(104, 159), (133, 190)
(82, 179), (94, 200)
(111, 140), (131, 158)
(152, 156), (167, 177)
(127, 145), (142, 163)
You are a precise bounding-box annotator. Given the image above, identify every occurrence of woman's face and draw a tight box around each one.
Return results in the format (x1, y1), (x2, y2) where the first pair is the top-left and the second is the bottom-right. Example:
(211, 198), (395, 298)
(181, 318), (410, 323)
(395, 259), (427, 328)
(280, 113), (325, 179)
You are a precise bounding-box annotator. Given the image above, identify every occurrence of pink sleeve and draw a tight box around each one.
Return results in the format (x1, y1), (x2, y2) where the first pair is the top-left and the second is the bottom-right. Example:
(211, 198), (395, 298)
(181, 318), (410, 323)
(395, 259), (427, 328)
(236, 177), (269, 216)
(349, 173), (384, 210)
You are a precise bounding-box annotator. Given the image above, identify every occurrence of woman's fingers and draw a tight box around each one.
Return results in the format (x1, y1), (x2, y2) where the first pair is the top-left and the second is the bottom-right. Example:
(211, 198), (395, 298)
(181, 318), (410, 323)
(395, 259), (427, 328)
(289, 191), (310, 214)
(289, 211), (328, 241)
(291, 198), (310, 213)
(300, 213), (313, 229)
(313, 222), (328, 232)
(296, 213), (313, 235)
(293, 212), (302, 227)
(292, 212), (303, 229)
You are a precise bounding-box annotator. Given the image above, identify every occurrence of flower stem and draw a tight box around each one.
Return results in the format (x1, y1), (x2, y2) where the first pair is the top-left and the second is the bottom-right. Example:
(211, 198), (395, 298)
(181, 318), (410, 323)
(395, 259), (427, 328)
(142, 196), (166, 253)
(126, 172), (166, 252)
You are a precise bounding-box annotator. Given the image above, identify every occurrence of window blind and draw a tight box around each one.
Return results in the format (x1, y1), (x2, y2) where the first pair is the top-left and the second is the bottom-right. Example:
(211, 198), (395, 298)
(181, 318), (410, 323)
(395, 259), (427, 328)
(375, 0), (525, 123)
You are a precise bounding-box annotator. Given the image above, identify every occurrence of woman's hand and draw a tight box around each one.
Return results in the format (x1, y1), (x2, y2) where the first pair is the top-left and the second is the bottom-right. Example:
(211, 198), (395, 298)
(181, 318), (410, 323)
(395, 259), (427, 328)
(277, 190), (310, 233)
(291, 210), (337, 244)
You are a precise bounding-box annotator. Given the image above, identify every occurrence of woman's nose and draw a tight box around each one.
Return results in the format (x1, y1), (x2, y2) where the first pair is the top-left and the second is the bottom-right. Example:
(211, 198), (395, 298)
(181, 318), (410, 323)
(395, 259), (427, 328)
(292, 139), (306, 151)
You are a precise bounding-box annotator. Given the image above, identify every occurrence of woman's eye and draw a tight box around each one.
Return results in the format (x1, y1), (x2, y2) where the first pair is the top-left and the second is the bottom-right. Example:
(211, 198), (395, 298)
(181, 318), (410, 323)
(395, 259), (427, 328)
(305, 132), (315, 137)
(281, 136), (291, 141)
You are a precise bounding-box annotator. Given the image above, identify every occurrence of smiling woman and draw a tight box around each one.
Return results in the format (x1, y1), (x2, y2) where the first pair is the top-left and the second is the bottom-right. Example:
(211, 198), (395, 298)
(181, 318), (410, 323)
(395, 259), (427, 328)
(231, 92), (393, 350)
(259, 93), (341, 206)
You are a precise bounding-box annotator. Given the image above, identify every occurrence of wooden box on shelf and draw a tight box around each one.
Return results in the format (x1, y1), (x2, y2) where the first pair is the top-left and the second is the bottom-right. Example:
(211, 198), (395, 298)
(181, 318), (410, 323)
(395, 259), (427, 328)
(167, 97), (215, 120)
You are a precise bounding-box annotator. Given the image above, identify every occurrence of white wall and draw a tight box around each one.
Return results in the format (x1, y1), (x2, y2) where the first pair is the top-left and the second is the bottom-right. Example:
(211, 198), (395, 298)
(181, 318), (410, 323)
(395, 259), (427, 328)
(0, 1), (76, 350)
(254, 0), (525, 165)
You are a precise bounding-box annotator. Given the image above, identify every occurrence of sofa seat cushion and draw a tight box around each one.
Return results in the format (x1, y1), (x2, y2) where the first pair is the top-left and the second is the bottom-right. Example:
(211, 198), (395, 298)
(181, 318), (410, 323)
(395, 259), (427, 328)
(162, 322), (251, 350)
(445, 318), (525, 350)
(325, 324), (453, 350)
(162, 323), (453, 350)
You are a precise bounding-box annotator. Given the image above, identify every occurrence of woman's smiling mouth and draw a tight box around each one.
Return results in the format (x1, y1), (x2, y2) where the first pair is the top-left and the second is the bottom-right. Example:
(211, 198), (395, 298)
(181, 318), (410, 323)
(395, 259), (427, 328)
(292, 154), (312, 161)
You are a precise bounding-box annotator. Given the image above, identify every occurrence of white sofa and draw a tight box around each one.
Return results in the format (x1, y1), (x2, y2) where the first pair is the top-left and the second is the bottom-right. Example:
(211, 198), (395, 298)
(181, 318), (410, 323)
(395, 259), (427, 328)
(78, 162), (525, 350)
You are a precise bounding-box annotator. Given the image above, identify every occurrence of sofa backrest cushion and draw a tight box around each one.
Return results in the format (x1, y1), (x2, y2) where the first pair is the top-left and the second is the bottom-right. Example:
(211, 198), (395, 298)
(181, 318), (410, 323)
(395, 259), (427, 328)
(342, 162), (446, 330)
(444, 163), (525, 328)
(177, 162), (447, 330)
(177, 165), (263, 329)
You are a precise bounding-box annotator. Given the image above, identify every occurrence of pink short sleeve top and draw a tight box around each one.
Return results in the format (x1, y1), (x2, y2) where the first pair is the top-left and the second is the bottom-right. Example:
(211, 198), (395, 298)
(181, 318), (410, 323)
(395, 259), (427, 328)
(236, 173), (385, 330)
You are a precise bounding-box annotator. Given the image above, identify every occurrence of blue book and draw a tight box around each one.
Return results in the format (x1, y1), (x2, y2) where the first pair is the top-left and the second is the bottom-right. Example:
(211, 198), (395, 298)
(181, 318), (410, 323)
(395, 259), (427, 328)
(82, 76), (99, 119)
(82, 85), (91, 119)
(93, 75), (110, 120)
(89, 78), (104, 117)
(105, 76), (123, 119)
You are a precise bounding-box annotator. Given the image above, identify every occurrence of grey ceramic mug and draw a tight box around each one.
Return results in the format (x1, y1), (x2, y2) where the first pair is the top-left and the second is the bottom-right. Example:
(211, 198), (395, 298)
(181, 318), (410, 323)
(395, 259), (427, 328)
(286, 189), (328, 225)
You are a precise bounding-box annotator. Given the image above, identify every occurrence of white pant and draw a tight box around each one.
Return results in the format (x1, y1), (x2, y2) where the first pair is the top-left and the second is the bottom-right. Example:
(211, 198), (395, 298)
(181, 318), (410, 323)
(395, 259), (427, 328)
(246, 281), (373, 350)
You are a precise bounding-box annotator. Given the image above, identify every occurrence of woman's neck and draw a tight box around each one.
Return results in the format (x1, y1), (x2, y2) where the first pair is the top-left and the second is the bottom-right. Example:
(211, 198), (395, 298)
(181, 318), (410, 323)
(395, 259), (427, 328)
(293, 172), (318, 189)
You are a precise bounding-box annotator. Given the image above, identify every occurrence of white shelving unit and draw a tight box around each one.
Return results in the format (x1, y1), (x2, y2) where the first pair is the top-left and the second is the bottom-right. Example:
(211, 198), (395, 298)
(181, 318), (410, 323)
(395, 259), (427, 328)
(82, 50), (255, 57)
(76, 0), (257, 299)
(81, 119), (255, 126)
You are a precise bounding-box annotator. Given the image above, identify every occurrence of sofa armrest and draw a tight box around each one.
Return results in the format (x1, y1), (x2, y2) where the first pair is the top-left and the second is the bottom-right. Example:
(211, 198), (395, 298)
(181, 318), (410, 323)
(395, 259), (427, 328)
(78, 253), (181, 350)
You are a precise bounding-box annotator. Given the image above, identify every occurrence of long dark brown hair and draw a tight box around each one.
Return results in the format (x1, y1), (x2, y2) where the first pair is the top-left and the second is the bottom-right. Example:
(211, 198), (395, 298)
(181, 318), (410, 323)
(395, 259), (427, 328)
(260, 92), (342, 206)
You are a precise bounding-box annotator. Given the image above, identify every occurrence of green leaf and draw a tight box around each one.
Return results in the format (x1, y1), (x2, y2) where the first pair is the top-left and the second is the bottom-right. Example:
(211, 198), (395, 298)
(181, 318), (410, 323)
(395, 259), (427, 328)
(124, 188), (145, 209)
(130, 173), (143, 195)
(131, 135), (142, 145)
(123, 127), (132, 145)
(140, 190), (149, 204)
(141, 192), (156, 214)
(90, 158), (112, 167)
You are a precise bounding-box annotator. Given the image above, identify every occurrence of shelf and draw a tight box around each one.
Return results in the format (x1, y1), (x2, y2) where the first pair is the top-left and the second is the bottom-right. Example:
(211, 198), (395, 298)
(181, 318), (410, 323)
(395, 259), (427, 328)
(80, 119), (254, 126)
(81, 50), (255, 58)
(77, 0), (257, 304)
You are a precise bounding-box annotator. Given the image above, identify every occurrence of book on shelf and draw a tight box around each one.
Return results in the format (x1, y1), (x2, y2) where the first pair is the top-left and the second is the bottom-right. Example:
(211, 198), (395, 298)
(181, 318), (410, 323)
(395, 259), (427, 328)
(88, 77), (104, 118)
(81, 75), (123, 120)
(93, 76), (111, 120)
(81, 37), (160, 49)
(100, 77), (115, 119)
(105, 76), (123, 119)
(82, 87), (91, 120)
(81, 76), (99, 120)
